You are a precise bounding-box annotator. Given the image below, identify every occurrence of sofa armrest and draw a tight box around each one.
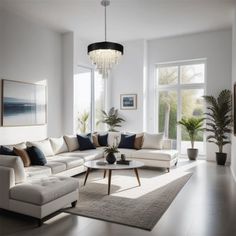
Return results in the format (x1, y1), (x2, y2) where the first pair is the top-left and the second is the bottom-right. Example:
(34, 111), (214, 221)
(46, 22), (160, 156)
(0, 166), (15, 209)
(0, 155), (26, 184)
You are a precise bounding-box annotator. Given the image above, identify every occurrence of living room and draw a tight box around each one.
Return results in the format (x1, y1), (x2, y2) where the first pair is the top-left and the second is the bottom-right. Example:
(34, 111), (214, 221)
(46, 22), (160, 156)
(0, 0), (236, 236)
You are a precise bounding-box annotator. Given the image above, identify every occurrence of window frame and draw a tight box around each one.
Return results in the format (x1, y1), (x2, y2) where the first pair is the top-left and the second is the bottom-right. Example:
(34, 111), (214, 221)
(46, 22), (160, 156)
(155, 59), (207, 157)
(75, 65), (107, 134)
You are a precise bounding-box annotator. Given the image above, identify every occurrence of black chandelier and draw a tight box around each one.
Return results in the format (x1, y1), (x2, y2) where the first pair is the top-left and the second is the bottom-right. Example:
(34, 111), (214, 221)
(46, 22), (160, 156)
(87, 0), (124, 78)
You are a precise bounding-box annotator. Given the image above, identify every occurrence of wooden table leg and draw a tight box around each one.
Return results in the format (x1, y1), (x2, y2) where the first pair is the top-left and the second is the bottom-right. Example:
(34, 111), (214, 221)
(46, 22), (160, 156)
(103, 170), (106, 178)
(108, 170), (112, 195)
(83, 168), (90, 186)
(134, 168), (141, 186)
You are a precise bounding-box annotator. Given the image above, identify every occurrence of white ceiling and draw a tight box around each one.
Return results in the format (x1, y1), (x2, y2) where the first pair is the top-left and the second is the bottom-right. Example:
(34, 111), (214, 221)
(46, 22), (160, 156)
(1, 0), (235, 42)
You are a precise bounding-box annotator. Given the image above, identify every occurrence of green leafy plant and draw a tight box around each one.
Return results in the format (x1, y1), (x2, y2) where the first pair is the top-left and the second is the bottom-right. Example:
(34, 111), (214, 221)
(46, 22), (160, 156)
(178, 117), (204, 149)
(78, 111), (89, 134)
(203, 90), (232, 153)
(101, 107), (125, 131)
(104, 145), (119, 155)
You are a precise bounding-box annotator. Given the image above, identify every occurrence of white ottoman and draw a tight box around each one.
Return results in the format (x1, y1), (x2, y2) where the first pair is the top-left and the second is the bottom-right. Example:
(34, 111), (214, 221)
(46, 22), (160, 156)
(9, 176), (79, 226)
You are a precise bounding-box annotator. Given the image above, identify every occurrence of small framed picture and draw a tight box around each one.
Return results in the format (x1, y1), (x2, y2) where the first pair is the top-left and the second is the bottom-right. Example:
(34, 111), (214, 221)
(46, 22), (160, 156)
(120, 94), (137, 110)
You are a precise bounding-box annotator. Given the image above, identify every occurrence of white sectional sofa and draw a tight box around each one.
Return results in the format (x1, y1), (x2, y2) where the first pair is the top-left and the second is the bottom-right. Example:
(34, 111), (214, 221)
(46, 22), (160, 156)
(0, 133), (178, 179)
(0, 132), (178, 225)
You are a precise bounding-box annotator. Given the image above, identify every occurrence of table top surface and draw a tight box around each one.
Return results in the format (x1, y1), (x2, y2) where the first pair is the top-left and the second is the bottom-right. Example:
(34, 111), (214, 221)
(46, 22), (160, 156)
(84, 160), (144, 170)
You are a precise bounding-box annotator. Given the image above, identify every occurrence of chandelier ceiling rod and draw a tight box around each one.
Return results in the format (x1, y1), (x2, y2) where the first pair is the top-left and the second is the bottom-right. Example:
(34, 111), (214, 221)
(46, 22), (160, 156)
(104, 1), (107, 41)
(101, 0), (110, 40)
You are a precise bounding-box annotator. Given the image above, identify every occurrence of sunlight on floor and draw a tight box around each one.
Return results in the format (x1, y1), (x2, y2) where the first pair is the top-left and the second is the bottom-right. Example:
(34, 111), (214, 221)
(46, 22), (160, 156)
(83, 159), (204, 199)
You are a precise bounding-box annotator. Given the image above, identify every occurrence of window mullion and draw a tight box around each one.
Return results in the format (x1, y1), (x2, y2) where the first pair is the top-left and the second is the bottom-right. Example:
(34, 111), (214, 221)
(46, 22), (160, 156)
(177, 65), (181, 154)
(91, 69), (95, 132)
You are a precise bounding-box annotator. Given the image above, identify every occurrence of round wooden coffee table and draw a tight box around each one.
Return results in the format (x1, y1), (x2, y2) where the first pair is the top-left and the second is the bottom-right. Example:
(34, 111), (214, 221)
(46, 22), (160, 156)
(83, 160), (144, 195)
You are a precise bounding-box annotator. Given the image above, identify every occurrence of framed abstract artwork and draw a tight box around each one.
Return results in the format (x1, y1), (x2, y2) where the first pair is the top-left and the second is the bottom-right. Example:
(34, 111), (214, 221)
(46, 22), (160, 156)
(1, 79), (47, 126)
(120, 94), (137, 110)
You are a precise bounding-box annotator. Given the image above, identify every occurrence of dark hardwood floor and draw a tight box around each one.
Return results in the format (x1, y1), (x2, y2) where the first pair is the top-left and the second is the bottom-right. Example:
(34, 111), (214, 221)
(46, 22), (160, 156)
(1, 160), (236, 236)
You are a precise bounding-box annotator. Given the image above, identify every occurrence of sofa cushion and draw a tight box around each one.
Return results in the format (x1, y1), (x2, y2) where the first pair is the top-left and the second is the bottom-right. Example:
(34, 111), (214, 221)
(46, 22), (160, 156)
(108, 132), (121, 146)
(45, 161), (67, 174)
(98, 133), (108, 146)
(125, 132), (144, 150)
(64, 135), (79, 152)
(142, 133), (164, 149)
(77, 134), (96, 151)
(51, 155), (84, 170)
(92, 134), (100, 147)
(117, 148), (135, 158)
(13, 147), (31, 167)
(133, 149), (178, 161)
(27, 139), (54, 157)
(134, 134), (144, 150)
(5, 142), (27, 150)
(49, 137), (68, 155)
(0, 146), (16, 156)
(25, 165), (52, 178)
(73, 148), (104, 162)
(10, 176), (79, 205)
(27, 146), (47, 166)
(118, 134), (136, 149)
(0, 155), (26, 184)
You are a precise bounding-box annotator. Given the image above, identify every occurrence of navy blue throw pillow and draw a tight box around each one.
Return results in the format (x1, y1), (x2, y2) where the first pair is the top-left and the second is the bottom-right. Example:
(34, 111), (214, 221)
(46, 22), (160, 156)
(77, 133), (96, 151)
(98, 133), (108, 146)
(0, 146), (16, 156)
(118, 134), (136, 149)
(27, 146), (47, 166)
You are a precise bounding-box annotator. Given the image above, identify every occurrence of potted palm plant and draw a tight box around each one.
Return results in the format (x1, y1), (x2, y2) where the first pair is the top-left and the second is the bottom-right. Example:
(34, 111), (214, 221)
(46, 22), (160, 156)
(203, 90), (232, 165)
(101, 107), (125, 131)
(78, 111), (89, 133)
(178, 117), (204, 160)
(104, 145), (119, 164)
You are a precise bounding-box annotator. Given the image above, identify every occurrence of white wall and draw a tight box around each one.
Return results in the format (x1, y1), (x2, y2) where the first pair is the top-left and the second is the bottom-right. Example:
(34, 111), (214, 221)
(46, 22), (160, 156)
(110, 30), (232, 161)
(148, 29), (232, 161)
(111, 40), (147, 133)
(62, 32), (74, 135)
(231, 8), (236, 180)
(62, 33), (95, 134)
(0, 9), (63, 144)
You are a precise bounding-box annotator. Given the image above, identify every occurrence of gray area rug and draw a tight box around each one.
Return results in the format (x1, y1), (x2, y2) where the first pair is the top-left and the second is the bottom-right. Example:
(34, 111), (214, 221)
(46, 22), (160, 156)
(64, 170), (192, 231)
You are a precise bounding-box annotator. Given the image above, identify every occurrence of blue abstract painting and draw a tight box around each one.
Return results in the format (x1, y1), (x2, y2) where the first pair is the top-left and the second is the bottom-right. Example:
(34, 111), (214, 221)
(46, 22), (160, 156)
(2, 80), (47, 126)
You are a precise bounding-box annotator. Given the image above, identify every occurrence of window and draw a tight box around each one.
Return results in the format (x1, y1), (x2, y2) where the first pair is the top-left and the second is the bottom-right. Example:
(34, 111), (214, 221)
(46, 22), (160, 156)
(156, 60), (206, 156)
(74, 66), (106, 134)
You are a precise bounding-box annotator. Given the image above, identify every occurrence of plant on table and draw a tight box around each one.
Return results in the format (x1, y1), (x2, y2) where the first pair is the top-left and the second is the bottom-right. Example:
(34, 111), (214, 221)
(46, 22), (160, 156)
(104, 139), (120, 164)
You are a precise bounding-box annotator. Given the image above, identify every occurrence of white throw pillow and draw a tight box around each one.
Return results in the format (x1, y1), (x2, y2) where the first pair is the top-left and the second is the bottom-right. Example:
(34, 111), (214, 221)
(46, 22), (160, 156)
(5, 142), (27, 150)
(49, 137), (68, 155)
(64, 135), (79, 152)
(27, 139), (54, 157)
(142, 133), (164, 149)
(108, 132), (121, 146)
